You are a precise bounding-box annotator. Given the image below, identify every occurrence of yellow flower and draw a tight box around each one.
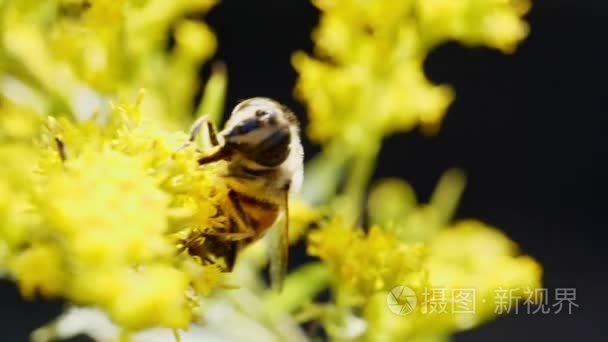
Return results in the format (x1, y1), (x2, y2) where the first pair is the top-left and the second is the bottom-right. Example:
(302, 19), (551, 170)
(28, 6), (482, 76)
(426, 220), (542, 324)
(293, 0), (531, 145)
(107, 266), (191, 330)
(310, 171), (541, 340)
(181, 259), (223, 296)
(0, 97), (232, 331)
(0, 145), (40, 249)
(416, 0), (531, 53)
(361, 220), (542, 340)
(308, 220), (428, 306)
(0, 0), (218, 125)
(9, 243), (65, 299)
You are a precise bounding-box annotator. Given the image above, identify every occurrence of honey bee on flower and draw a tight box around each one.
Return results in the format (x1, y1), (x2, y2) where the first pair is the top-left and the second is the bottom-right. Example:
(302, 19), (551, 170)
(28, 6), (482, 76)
(0, 0), (541, 340)
(179, 98), (303, 290)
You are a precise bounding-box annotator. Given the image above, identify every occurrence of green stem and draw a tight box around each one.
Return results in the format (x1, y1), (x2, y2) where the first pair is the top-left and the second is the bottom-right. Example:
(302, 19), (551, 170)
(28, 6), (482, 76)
(263, 263), (330, 317)
(301, 140), (351, 205)
(339, 139), (381, 227)
(195, 61), (227, 126)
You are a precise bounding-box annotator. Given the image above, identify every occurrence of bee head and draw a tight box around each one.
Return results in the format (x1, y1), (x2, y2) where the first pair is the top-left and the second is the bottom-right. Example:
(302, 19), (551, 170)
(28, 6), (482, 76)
(222, 98), (298, 167)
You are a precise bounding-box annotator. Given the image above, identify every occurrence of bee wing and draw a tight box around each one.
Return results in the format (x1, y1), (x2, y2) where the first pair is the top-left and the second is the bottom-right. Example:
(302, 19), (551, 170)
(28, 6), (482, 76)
(267, 190), (289, 291)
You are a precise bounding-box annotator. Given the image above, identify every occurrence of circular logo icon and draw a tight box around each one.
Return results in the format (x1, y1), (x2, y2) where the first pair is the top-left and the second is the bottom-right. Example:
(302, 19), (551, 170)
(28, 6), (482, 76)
(387, 286), (417, 315)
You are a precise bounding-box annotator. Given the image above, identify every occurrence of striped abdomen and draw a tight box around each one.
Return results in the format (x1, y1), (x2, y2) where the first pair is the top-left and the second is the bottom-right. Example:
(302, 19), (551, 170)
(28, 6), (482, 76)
(227, 188), (280, 243)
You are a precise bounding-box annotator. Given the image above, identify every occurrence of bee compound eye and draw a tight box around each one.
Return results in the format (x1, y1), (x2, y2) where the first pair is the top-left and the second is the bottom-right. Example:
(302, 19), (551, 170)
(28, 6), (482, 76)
(228, 118), (261, 138)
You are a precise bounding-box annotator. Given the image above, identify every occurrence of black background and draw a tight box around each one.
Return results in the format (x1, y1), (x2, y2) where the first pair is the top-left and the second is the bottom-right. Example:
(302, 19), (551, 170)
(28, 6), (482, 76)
(1, 0), (606, 341)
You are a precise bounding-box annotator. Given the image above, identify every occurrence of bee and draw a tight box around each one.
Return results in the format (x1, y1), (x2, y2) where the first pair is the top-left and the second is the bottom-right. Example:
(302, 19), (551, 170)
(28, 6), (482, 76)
(181, 97), (303, 290)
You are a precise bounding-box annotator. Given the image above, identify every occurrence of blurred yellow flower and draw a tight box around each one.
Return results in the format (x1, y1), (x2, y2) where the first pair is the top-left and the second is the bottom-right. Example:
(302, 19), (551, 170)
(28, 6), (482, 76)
(309, 221), (428, 307)
(0, 97), (230, 330)
(10, 243), (65, 299)
(294, 0), (531, 145)
(0, 0), (218, 126)
(308, 170), (541, 340)
(426, 220), (542, 321)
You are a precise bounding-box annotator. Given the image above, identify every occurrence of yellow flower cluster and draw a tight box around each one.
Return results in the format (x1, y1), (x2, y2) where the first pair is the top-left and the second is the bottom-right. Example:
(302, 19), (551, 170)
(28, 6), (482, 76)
(0, 97), (228, 330)
(309, 185), (542, 340)
(294, 0), (531, 145)
(0, 0), (235, 335)
(309, 222), (428, 307)
(0, 0), (217, 127)
(425, 221), (542, 325)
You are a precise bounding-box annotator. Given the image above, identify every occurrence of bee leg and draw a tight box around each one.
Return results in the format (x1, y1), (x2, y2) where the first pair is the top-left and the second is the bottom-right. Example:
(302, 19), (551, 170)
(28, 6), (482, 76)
(188, 115), (212, 146)
(175, 115), (221, 154)
(197, 146), (232, 165)
(223, 241), (238, 272)
(205, 120), (220, 147)
(201, 191), (257, 242)
(55, 137), (67, 161)
(190, 233), (237, 272)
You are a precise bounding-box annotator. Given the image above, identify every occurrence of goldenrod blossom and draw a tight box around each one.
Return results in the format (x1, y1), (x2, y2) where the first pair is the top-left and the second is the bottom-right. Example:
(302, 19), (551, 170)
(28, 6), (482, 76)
(294, 0), (531, 144)
(1, 99), (228, 330)
(309, 221), (428, 307)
